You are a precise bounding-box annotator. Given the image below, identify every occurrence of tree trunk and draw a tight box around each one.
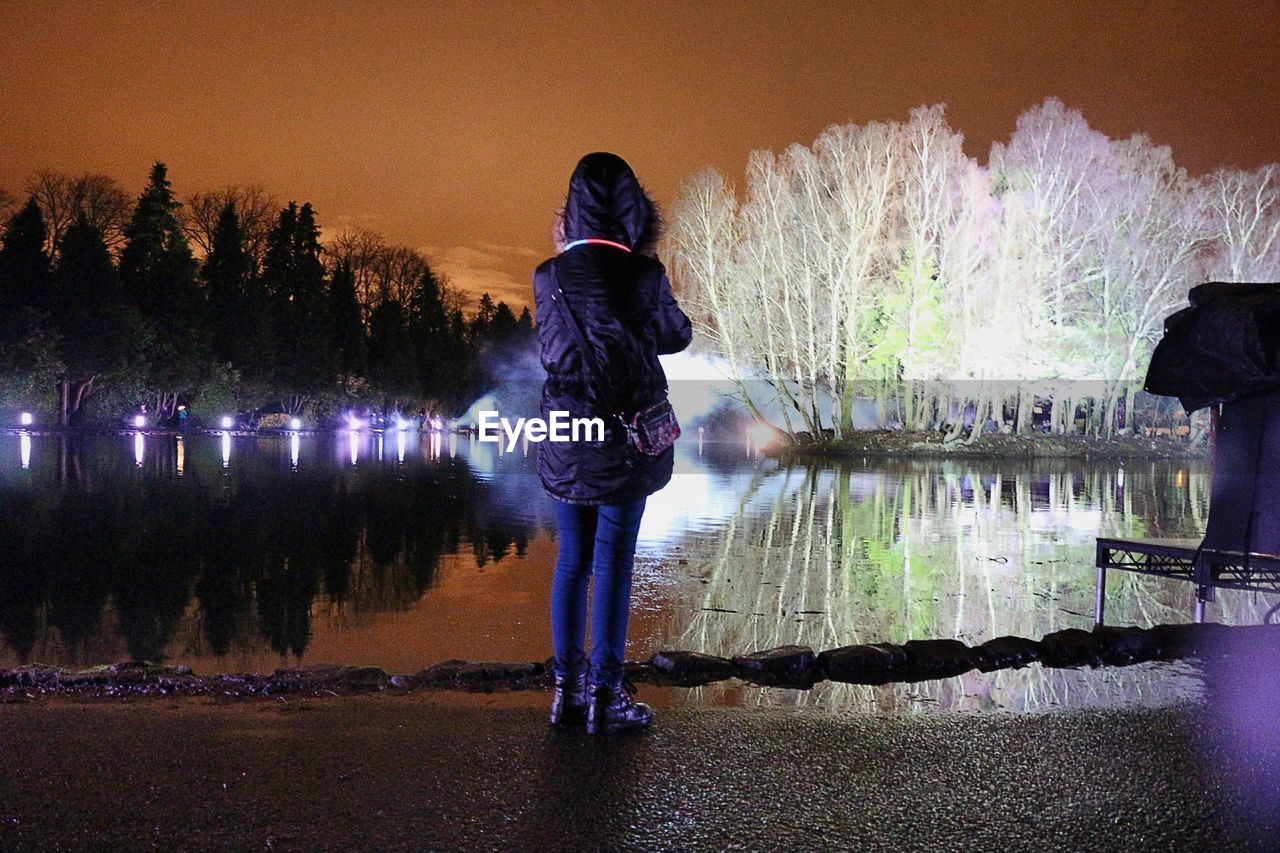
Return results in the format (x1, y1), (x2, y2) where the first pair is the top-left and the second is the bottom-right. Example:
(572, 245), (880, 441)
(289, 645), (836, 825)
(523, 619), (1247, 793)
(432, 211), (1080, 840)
(1015, 387), (1033, 434)
(67, 376), (96, 424)
(964, 391), (988, 445)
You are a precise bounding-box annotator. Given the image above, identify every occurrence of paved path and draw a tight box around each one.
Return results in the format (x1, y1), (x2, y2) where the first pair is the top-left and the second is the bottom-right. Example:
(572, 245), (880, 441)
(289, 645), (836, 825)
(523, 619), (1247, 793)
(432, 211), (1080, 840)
(0, 691), (1275, 851)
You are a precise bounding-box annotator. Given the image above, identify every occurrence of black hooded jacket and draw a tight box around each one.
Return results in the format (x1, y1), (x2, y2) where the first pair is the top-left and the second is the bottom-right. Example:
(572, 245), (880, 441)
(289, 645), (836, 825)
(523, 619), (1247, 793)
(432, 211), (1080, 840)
(534, 153), (692, 505)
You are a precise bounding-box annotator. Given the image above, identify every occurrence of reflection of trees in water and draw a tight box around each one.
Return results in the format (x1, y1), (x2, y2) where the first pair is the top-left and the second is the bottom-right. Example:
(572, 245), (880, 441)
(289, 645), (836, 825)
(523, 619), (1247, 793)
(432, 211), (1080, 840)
(668, 460), (1264, 711)
(0, 435), (544, 665)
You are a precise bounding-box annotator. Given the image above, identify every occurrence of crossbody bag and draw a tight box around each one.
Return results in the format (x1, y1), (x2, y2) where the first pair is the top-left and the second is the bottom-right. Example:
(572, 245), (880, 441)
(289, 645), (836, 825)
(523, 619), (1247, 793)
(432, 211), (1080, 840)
(548, 259), (680, 457)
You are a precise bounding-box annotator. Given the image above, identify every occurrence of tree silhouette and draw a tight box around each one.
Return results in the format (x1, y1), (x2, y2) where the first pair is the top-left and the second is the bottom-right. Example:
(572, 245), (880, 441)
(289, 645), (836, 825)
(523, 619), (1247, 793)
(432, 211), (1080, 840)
(262, 202), (334, 411)
(119, 163), (205, 419)
(330, 259), (367, 386)
(204, 201), (273, 383)
(367, 299), (417, 402)
(0, 197), (52, 320)
(51, 215), (129, 422)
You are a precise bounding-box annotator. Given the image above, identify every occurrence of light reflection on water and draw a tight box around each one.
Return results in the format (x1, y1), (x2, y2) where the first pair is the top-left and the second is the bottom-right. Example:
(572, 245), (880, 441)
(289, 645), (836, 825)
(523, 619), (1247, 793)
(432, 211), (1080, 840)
(0, 432), (1264, 713)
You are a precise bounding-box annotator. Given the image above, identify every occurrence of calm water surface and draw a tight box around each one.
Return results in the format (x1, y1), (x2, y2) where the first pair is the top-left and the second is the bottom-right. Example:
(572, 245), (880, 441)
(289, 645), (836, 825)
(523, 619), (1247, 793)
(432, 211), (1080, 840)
(1, 431), (1266, 712)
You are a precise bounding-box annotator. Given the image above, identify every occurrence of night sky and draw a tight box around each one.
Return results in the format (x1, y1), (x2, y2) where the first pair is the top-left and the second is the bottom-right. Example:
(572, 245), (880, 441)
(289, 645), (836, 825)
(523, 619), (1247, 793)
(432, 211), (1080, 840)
(2, 0), (1277, 308)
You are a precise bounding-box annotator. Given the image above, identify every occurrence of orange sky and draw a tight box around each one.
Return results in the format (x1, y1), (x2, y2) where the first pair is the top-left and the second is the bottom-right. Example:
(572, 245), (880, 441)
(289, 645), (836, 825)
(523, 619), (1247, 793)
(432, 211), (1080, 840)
(2, 0), (1278, 310)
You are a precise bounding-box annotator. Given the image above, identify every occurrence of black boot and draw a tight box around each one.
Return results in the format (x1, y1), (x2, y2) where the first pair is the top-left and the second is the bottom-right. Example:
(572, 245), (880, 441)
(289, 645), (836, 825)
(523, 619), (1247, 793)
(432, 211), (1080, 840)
(586, 679), (654, 735)
(549, 669), (589, 726)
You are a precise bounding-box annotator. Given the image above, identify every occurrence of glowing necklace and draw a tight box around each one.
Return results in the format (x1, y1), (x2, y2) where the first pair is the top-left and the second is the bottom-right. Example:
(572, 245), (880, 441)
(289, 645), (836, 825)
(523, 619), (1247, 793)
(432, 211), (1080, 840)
(563, 238), (632, 252)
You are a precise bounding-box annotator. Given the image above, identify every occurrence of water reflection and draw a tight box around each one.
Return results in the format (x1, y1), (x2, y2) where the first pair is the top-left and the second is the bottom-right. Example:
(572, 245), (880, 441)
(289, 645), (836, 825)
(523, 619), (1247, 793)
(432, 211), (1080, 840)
(648, 459), (1238, 712)
(0, 433), (543, 668)
(0, 433), (1267, 713)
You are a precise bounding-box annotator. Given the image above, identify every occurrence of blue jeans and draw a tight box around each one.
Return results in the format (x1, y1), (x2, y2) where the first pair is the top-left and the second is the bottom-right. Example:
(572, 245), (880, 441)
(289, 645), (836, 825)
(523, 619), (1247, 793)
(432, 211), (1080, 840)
(550, 497), (647, 690)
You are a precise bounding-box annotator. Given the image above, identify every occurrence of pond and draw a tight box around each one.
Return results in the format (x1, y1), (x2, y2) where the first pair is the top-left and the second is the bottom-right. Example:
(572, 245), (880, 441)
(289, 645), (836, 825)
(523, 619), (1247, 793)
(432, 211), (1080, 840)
(0, 430), (1265, 712)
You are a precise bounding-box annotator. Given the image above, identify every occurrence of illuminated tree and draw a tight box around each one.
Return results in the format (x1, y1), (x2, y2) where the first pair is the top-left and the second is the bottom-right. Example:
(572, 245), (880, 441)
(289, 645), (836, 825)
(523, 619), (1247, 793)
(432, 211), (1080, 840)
(668, 98), (1274, 443)
(881, 106), (976, 429)
(1086, 135), (1206, 435)
(668, 168), (768, 423)
(1201, 163), (1280, 281)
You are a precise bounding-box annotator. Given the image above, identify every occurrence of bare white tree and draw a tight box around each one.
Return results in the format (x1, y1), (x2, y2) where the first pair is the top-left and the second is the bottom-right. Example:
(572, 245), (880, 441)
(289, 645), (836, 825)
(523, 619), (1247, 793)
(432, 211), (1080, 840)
(1201, 164), (1280, 281)
(668, 97), (1278, 444)
(1087, 135), (1206, 434)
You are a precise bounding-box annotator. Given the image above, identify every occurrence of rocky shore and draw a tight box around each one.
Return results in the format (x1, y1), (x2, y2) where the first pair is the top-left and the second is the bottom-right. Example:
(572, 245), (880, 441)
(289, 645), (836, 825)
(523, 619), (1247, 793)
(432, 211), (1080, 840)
(3, 621), (1273, 701)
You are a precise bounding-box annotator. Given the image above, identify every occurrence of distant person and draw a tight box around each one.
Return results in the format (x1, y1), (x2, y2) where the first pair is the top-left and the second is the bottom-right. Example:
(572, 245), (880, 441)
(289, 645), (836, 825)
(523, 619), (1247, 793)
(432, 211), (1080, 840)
(535, 152), (692, 734)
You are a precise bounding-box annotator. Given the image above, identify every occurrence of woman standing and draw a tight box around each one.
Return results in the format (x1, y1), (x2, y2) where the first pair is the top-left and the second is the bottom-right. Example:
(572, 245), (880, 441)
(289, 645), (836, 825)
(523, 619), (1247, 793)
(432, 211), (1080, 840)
(535, 152), (692, 734)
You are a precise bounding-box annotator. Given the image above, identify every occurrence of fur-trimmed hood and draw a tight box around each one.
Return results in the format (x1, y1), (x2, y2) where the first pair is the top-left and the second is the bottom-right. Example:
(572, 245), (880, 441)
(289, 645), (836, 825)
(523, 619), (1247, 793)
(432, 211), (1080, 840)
(558, 152), (661, 255)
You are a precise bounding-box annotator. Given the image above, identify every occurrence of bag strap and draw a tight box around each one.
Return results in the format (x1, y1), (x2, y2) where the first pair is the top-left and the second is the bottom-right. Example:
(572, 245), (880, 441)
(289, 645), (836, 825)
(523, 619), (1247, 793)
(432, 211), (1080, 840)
(549, 258), (623, 419)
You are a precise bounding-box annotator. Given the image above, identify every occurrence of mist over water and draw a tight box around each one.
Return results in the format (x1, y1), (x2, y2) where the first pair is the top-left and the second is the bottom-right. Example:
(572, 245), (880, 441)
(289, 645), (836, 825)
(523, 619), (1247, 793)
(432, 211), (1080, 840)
(0, 431), (1266, 712)
(456, 350), (745, 430)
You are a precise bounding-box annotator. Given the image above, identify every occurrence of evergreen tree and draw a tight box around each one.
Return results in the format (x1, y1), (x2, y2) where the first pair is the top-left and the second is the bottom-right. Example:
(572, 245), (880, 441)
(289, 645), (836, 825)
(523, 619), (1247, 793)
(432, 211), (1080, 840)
(203, 201), (251, 364)
(50, 215), (128, 422)
(516, 306), (534, 338)
(119, 163), (200, 324)
(0, 199), (58, 417)
(0, 198), (52, 321)
(203, 201), (272, 379)
(292, 203), (332, 374)
(489, 301), (519, 342)
(330, 260), (366, 384)
(469, 292), (497, 342)
(262, 202), (333, 404)
(118, 163), (206, 419)
(260, 202), (298, 303)
(367, 299), (417, 400)
(406, 267), (452, 400)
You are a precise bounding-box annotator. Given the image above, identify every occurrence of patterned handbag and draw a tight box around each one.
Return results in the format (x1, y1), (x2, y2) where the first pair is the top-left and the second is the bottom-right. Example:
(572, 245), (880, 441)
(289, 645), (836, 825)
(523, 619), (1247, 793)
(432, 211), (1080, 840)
(625, 399), (681, 456)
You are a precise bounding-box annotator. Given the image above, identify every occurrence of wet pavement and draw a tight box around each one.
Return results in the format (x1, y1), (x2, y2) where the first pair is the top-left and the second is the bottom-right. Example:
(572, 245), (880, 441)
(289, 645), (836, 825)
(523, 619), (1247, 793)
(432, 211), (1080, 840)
(1, 691), (1276, 851)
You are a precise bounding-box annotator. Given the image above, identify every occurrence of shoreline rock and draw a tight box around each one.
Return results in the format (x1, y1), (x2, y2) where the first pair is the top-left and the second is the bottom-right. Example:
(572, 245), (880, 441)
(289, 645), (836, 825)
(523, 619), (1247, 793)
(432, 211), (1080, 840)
(3, 622), (1276, 701)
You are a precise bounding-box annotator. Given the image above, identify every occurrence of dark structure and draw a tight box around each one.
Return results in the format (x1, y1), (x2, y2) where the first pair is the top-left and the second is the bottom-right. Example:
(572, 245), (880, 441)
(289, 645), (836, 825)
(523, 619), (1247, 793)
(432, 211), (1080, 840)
(1097, 282), (1280, 623)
